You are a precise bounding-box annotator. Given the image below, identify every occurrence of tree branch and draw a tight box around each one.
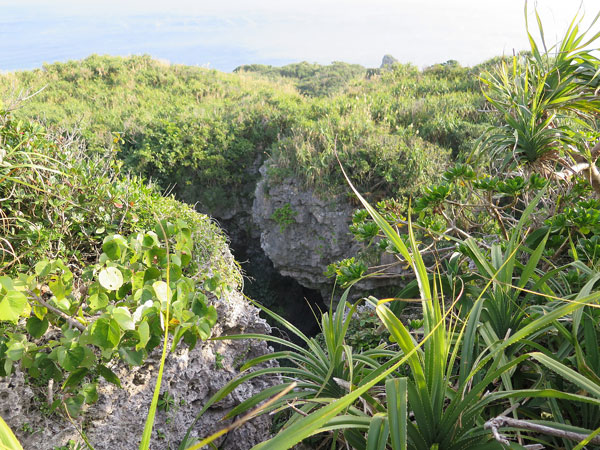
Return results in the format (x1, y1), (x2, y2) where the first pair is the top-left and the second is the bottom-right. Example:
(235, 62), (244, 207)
(485, 415), (600, 446)
(28, 291), (86, 331)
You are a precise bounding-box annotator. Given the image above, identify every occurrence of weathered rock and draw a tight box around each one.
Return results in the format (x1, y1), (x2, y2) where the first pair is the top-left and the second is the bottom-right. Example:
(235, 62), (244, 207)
(3, 290), (278, 450)
(252, 163), (359, 299)
(380, 54), (399, 68)
(250, 162), (409, 302)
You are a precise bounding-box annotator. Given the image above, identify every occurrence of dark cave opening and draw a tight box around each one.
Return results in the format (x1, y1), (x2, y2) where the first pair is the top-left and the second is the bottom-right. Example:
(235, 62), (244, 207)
(228, 235), (327, 344)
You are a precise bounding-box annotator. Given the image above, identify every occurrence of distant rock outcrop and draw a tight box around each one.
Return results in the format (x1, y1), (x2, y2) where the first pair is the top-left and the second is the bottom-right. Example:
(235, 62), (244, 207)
(380, 54), (399, 68)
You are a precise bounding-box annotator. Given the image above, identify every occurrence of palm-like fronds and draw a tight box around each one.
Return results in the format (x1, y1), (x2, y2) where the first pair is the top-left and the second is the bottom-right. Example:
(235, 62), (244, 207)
(477, 4), (600, 174)
(202, 169), (600, 450)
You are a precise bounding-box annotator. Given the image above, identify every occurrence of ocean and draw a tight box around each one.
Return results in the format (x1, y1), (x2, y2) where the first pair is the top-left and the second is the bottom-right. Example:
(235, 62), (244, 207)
(0, 5), (296, 73)
(1, 1), (591, 74)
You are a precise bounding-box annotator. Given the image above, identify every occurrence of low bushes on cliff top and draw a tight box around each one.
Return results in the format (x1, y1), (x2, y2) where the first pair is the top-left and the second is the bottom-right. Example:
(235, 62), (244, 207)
(0, 54), (492, 210)
(0, 109), (240, 288)
(234, 60), (367, 97)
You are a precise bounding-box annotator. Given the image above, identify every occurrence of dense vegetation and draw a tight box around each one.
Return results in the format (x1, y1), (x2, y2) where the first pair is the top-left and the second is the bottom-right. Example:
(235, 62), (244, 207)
(0, 108), (237, 431)
(234, 61), (367, 96)
(183, 11), (600, 450)
(2, 6), (600, 450)
(0, 53), (490, 211)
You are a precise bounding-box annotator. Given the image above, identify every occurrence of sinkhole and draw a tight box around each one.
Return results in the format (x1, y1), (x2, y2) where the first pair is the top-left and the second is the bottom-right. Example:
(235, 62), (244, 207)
(230, 239), (327, 344)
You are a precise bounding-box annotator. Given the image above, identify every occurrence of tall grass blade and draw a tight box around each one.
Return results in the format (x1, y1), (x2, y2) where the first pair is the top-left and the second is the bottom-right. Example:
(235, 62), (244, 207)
(139, 220), (171, 450)
(530, 352), (600, 398)
(366, 414), (389, 450)
(386, 378), (407, 450)
(0, 416), (23, 450)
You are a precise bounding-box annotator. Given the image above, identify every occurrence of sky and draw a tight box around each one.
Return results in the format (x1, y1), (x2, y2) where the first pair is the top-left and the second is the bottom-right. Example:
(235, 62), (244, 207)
(0, 0), (597, 72)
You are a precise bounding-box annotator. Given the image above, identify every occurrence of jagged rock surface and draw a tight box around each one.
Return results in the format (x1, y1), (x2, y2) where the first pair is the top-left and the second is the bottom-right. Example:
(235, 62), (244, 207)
(252, 163), (359, 298)
(2, 290), (278, 450)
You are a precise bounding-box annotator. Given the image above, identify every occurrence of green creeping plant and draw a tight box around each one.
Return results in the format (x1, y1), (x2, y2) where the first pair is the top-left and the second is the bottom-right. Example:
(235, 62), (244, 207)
(270, 203), (298, 233)
(0, 219), (217, 420)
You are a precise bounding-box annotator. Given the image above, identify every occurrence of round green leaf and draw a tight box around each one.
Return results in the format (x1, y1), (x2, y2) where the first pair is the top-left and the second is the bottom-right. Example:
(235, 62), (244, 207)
(102, 239), (121, 261)
(57, 346), (85, 371)
(62, 367), (89, 390)
(88, 293), (109, 312)
(195, 321), (212, 340)
(80, 346), (97, 368)
(204, 276), (219, 292)
(206, 305), (217, 327)
(82, 382), (98, 404)
(98, 364), (121, 388)
(118, 347), (145, 366)
(90, 317), (121, 349)
(180, 251), (192, 267)
(155, 220), (174, 241)
(98, 267), (123, 291)
(116, 281), (132, 300)
(37, 358), (63, 382)
(0, 276), (14, 291)
(34, 260), (52, 277)
(112, 307), (135, 331)
(168, 265), (182, 282)
(142, 232), (159, 248)
(64, 394), (84, 418)
(6, 342), (24, 362)
(143, 267), (161, 284)
(170, 254), (182, 267)
(136, 320), (150, 351)
(152, 281), (169, 304)
(26, 316), (49, 338)
(0, 291), (28, 323)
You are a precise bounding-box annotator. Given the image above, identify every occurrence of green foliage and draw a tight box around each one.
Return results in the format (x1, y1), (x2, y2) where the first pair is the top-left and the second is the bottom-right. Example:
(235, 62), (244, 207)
(3, 6), (600, 449)
(234, 168), (600, 449)
(214, 351), (224, 370)
(0, 110), (240, 288)
(343, 308), (390, 352)
(270, 203), (298, 233)
(179, 291), (405, 450)
(0, 108), (237, 447)
(157, 391), (176, 413)
(0, 220), (217, 418)
(235, 61), (367, 97)
(179, 9), (600, 448)
(324, 258), (368, 289)
(0, 53), (488, 208)
(477, 7), (600, 172)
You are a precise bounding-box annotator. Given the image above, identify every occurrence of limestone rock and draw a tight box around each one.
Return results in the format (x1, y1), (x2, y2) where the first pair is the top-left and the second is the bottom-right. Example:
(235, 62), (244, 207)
(380, 54), (399, 68)
(252, 163), (359, 298)
(3, 290), (278, 450)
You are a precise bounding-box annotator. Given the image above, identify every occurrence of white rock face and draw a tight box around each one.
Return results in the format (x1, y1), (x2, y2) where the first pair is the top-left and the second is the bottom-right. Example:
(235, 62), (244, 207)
(2, 290), (278, 450)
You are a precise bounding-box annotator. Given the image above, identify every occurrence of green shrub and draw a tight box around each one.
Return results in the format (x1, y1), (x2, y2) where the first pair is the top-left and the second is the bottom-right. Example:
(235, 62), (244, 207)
(270, 204), (298, 232)
(0, 109), (235, 433)
(0, 53), (489, 209)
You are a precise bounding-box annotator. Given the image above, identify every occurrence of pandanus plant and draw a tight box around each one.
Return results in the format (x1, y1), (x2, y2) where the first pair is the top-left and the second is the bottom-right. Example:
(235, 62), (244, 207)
(182, 171), (600, 449)
(477, 3), (600, 193)
(184, 5), (600, 448)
